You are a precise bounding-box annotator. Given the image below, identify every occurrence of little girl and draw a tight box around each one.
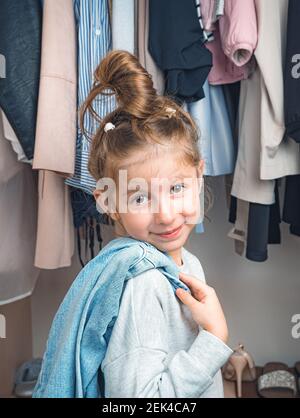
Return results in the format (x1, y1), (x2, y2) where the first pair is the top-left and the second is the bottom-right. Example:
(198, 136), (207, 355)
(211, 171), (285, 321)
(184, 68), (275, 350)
(80, 50), (233, 398)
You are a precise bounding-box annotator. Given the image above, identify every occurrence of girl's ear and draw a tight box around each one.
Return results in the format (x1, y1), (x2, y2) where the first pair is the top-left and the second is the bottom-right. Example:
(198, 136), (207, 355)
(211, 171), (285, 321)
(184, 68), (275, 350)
(93, 189), (120, 222)
(93, 189), (106, 215)
(197, 159), (204, 177)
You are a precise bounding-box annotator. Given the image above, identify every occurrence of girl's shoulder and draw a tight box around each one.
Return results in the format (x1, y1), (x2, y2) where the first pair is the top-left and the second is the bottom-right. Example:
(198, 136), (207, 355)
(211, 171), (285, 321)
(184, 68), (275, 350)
(126, 247), (206, 297)
(129, 267), (172, 296)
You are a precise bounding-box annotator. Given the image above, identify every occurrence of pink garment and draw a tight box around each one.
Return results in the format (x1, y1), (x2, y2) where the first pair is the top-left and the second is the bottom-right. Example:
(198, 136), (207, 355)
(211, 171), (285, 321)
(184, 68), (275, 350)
(201, 0), (258, 85)
(200, 0), (220, 31)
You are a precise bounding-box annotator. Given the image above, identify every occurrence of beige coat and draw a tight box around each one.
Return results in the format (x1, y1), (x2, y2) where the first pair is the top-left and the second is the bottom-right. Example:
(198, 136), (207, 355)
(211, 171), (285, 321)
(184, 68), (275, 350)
(33, 0), (76, 268)
(232, 0), (300, 205)
(0, 111), (40, 303)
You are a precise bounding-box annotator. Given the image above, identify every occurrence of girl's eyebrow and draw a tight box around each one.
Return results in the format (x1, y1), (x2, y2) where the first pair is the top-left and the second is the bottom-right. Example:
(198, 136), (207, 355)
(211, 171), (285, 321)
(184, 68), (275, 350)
(124, 174), (191, 196)
(125, 170), (191, 183)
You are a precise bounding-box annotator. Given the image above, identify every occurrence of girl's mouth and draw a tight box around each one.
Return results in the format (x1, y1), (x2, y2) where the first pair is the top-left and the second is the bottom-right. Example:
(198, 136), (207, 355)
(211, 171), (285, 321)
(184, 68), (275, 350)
(155, 224), (184, 239)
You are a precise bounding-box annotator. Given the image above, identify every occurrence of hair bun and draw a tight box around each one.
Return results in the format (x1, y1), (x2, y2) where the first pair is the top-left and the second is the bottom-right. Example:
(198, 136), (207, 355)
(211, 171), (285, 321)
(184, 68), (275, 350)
(93, 50), (160, 120)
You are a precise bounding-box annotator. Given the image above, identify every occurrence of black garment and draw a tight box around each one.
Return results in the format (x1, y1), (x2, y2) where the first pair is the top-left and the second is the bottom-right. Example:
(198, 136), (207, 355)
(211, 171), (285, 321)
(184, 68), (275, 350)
(223, 82), (241, 225)
(229, 182), (282, 262)
(290, 225), (300, 236)
(70, 188), (112, 267)
(224, 80), (282, 262)
(246, 181), (281, 262)
(148, 0), (212, 103)
(222, 82), (241, 152)
(0, 0), (42, 159)
(282, 175), (300, 237)
(228, 195), (237, 224)
(284, 0), (300, 143)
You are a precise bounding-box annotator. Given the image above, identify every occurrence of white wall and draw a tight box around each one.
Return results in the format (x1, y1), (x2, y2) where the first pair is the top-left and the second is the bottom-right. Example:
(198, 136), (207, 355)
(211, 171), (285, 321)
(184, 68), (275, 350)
(31, 178), (300, 367)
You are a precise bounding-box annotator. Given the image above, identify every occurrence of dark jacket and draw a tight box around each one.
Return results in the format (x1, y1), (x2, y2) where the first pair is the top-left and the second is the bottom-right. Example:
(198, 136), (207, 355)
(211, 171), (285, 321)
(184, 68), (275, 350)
(148, 0), (212, 103)
(0, 0), (42, 159)
(284, 0), (300, 143)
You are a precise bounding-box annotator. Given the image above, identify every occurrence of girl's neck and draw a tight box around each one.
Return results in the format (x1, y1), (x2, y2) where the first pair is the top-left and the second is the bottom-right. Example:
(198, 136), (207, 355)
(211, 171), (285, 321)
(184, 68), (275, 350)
(113, 226), (183, 267)
(168, 248), (183, 267)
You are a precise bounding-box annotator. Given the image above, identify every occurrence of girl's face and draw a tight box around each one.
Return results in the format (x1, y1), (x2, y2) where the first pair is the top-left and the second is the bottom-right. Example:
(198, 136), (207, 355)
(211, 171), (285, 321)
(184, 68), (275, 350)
(94, 148), (204, 266)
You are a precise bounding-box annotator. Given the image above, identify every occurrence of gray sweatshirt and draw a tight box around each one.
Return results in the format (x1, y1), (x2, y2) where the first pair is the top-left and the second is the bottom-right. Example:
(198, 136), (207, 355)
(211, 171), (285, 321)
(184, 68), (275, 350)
(101, 246), (233, 397)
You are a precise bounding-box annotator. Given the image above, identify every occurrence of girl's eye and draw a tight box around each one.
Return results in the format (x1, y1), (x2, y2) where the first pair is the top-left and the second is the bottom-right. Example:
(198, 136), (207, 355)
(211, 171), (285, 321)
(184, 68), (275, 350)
(129, 184), (186, 205)
(130, 193), (148, 205)
(171, 183), (186, 194)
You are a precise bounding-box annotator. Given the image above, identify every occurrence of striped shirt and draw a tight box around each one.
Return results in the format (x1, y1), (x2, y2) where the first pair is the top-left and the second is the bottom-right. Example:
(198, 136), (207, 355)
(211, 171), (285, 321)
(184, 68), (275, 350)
(65, 0), (116, 194)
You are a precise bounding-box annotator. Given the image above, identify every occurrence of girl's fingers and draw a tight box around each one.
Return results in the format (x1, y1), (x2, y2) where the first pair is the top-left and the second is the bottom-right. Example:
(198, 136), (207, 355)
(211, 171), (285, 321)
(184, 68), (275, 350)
(178, 271), (191, 281)
(179, 272), (208, 300)
(175, 287), (200, 310)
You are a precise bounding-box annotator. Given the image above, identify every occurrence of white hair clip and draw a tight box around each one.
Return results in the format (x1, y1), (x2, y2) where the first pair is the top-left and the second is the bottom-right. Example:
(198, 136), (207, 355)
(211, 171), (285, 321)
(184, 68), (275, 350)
(104, 122), (115, 132)
(165, 107), (176, 118)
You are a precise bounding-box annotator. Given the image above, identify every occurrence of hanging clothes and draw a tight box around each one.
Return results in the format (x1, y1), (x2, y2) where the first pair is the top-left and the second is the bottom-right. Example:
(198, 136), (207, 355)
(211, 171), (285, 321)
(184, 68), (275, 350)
(185, 1), (235, 178)
(222, 80), (240, 213)
(1, 110), (32, 164)
(185, 89), (230, 227)
(65, 0), (139, 260)
(231, 0), (300, 206)
(229, 0), (300, 262)
(0, 0), (42, 160)
(282, 175), (300, 237)
(228, 182), (282, 262)
(137, 0), (165, 95)
(65, 0), (116, 195)
(33, 0), (77, 177)
(33, 0), (76, 269)
(246, 181), (282, 262)
(227, 198), (249, 256)
(226, 83), (281, 262)
(34, 170), (75, 269)
(112, 0), (135, 54)
(185, 80), (235, 177)
(200, 0), (224, 31)
(195, 0), (215, 43)
(189, 1), (235, 233)
(200, 0), (257, 85)
(0, 111), (40, 304)
(284, 0), (300, 143)
(70, 187), (113, 268)
(148, 0), (212, 103)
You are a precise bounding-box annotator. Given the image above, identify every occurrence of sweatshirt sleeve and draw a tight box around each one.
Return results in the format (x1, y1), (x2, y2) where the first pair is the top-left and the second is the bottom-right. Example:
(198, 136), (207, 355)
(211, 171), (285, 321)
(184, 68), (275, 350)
(220, 0), (257, 67)
(101, 269), (233, 398)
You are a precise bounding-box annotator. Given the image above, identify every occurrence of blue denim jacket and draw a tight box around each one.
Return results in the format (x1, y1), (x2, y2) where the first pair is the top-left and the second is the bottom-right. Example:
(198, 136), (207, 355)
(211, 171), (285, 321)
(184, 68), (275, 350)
(32, 237), (190, 398)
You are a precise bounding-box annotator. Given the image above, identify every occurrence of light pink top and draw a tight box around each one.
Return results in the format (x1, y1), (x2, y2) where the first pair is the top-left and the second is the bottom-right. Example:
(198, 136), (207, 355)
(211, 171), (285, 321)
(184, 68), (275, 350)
(201, 0), (258, 85)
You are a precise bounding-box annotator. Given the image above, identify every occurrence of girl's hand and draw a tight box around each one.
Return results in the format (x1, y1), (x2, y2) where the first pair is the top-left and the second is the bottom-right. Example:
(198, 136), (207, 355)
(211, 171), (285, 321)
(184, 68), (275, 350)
(176, 272), (229, 344)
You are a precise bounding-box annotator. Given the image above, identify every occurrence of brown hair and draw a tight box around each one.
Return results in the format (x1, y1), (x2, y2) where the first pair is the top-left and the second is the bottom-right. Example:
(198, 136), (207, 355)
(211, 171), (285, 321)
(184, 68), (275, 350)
(79, 50), (213, 217)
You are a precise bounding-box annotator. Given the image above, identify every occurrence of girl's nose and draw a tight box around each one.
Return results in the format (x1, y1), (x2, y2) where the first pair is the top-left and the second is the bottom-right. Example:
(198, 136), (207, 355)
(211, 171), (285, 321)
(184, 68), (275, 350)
(153, 196), (175, 225)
